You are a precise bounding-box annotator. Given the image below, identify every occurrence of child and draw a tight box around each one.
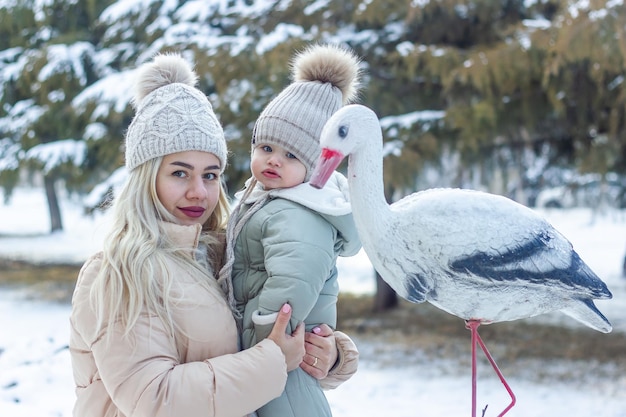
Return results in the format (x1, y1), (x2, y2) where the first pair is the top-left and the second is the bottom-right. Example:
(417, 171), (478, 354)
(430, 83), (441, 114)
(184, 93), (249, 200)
(218, 44), (362, 417)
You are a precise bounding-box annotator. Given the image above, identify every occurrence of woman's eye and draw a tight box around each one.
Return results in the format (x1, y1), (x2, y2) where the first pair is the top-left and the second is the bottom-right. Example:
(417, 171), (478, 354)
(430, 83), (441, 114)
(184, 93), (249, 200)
(172, 170), (186, 178)
(204, 172), (217, 181)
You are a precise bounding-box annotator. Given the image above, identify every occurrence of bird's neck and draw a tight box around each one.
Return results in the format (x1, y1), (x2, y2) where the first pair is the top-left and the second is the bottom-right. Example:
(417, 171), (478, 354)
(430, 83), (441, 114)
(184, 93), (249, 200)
(347, 144), (392, 229)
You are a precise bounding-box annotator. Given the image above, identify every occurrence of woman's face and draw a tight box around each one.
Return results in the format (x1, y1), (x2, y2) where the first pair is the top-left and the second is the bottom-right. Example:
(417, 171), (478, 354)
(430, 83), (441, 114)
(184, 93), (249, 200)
(251, 143), (307, 190)
(156, 151), (222, 226)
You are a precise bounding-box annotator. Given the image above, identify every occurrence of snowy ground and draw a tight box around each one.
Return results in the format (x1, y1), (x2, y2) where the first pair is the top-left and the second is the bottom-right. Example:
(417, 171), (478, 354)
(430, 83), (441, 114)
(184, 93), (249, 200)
(1, 187), (626, 417)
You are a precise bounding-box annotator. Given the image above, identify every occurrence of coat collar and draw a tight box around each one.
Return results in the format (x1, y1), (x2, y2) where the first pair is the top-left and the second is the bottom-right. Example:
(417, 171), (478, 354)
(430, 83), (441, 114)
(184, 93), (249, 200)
(160, 221), (203, 249)
(236, 171), (353, 216)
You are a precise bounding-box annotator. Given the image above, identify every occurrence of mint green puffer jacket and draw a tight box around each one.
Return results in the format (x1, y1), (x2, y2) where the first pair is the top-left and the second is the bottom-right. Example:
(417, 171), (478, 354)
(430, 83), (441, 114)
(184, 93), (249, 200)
(229, 172), (361, 417)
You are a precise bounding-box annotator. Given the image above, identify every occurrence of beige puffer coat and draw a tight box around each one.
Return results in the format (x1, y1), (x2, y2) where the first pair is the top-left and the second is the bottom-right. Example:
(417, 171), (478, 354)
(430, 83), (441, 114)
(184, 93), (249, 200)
(69, 222), (288, 417)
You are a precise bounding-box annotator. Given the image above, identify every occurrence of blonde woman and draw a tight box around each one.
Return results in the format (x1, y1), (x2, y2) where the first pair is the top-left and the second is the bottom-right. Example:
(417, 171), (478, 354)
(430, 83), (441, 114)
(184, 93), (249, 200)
(69, 54), (357, 417)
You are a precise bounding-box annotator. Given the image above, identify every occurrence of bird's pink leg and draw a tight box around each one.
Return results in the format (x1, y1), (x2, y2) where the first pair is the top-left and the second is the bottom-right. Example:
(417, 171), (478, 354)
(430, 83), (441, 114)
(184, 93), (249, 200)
(466, 320), (516, 417)
(468, 320), (479, 417)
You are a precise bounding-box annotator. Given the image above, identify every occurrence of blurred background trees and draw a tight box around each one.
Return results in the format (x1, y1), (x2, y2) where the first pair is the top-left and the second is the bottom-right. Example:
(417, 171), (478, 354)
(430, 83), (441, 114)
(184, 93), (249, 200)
(3, 0), (625, 210)
(0, 0), (626, 305)
(1, 0), (625, 304)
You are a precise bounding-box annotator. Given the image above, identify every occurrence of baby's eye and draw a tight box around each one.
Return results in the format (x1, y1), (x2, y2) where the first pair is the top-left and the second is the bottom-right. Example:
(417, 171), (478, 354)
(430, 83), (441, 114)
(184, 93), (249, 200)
(262, 145), (272, 152)
(286, 152), (298, 159)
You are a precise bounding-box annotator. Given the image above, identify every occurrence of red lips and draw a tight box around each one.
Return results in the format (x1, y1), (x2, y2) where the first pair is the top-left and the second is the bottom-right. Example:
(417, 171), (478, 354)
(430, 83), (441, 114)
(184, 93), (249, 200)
(178, 206), (206, 218)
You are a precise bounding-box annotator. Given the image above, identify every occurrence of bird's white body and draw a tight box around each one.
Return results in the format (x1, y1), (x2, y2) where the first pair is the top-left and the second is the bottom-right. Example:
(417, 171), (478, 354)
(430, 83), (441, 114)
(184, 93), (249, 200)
(310, 104), (612, 333)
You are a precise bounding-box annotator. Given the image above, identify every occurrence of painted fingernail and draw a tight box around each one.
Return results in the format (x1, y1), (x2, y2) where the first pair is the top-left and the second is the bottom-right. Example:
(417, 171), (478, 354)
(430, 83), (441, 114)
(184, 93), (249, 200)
(282, 303), (291, 313)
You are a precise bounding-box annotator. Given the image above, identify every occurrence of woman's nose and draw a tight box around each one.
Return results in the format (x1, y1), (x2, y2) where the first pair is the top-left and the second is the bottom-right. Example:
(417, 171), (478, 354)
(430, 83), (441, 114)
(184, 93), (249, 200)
(187, 176), (207, 199)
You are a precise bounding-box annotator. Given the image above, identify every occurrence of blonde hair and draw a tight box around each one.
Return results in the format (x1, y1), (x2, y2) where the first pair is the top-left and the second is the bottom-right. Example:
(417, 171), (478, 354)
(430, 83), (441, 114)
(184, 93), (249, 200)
(90, 157), (230, 342)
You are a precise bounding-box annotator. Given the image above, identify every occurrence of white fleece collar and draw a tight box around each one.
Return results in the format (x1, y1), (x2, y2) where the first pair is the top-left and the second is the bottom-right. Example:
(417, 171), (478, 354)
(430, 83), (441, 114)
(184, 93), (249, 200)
(235, 171), (353, 216)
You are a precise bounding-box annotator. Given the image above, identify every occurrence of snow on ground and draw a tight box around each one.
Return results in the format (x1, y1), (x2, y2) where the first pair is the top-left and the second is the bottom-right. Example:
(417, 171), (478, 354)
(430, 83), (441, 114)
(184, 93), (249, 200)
(1, 187), (626, 417)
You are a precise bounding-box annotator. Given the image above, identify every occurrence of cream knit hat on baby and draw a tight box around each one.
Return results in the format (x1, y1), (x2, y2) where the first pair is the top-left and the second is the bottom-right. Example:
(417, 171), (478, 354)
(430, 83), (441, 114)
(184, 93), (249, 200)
(124, 53), (227, 171)
(251, 44), (361, 181)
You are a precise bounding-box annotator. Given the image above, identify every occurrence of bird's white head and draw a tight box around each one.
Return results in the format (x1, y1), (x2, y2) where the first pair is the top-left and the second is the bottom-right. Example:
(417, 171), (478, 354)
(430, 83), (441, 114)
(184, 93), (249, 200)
(310, 104), (379, 189)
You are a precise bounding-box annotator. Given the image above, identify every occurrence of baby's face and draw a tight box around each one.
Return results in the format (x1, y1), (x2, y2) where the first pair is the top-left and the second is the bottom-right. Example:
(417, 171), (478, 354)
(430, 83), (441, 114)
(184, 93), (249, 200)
(251, 143), (307, 190)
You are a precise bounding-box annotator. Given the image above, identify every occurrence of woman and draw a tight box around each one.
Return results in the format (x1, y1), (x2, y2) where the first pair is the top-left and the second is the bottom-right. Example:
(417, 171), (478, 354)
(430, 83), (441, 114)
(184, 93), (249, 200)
(69, 53), (357, 417)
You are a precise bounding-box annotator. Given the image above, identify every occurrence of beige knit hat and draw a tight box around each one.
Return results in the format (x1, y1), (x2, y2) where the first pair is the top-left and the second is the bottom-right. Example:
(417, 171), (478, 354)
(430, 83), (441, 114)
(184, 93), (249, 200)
(124, 53), (227, 171)
(251, 44), (361, 181)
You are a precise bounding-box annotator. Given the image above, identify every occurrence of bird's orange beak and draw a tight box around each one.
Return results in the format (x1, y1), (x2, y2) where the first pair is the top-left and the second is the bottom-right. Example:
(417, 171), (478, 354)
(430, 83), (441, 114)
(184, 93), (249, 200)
(309, 148), (345, 189)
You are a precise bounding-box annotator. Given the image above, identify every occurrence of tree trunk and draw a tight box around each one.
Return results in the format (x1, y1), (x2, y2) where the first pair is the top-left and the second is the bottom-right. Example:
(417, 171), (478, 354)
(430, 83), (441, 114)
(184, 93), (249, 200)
(373, 270), (398, 312)
(44, 175), (63, 233)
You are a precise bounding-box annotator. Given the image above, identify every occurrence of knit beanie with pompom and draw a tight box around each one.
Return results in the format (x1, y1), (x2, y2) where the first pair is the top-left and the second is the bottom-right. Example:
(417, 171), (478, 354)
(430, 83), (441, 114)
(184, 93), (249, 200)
(251, 44), (361, 181)
(124, 53), (227, 172)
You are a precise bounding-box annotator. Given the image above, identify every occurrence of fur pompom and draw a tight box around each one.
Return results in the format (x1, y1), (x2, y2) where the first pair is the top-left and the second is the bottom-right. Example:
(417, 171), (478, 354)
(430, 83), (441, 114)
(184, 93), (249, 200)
(291, 44), (361, 105)
(132, 53), (199, 107)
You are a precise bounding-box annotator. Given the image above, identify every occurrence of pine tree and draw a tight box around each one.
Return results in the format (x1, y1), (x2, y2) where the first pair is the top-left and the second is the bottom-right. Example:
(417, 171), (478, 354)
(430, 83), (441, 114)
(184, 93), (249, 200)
(2, 0), (626, 303)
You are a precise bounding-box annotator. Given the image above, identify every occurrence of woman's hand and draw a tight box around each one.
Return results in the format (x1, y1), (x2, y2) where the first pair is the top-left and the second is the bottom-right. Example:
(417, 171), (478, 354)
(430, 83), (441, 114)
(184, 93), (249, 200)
(301, 324), (337, 379)
(267, 304), (305, 371)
